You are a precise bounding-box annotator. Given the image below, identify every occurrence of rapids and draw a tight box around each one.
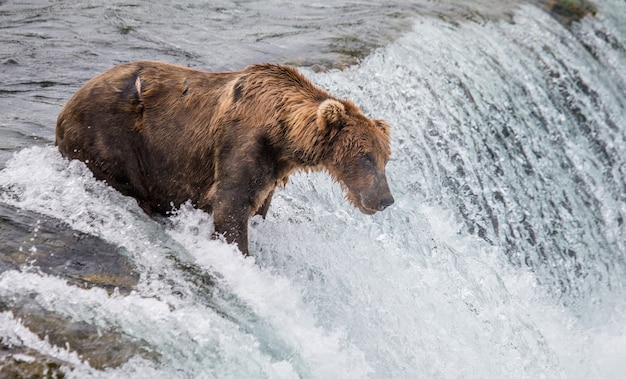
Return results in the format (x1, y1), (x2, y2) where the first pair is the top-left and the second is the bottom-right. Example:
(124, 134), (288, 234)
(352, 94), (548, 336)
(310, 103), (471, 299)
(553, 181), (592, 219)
(0, 1), (625, 378)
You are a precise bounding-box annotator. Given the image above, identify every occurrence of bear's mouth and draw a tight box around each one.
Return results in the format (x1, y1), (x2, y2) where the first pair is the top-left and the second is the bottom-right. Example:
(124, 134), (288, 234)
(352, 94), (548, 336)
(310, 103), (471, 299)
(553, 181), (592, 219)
(344, 187), (378, 215)
(356, 195), (378, 215)
(358, 205), (378, 215)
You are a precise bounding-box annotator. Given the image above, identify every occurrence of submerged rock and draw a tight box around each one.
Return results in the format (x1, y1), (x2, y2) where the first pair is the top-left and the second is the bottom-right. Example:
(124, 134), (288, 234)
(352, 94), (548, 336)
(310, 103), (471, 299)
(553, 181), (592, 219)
(0, 300), (160, 371)
(0, 203), (158, 372)
(0, 346), (68, 379)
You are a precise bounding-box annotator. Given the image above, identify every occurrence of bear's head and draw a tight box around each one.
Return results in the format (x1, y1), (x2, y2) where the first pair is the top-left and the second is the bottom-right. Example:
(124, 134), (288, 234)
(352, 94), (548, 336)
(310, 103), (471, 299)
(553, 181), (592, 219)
(317, 99), (394, 215)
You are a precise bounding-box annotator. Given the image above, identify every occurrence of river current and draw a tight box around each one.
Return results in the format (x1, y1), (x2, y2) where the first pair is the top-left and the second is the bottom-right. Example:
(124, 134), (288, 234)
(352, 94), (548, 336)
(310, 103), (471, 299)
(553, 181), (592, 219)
(0, 1), (625, 378)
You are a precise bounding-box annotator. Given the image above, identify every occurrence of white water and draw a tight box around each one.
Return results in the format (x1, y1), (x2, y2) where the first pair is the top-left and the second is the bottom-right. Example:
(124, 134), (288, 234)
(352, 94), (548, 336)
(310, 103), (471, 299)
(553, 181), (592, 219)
(1, 3), (625, 378)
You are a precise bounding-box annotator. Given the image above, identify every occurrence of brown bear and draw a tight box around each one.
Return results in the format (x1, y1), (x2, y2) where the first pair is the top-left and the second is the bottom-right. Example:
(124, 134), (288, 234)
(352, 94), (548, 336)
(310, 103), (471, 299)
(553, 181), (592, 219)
(56, 61), (394, 256)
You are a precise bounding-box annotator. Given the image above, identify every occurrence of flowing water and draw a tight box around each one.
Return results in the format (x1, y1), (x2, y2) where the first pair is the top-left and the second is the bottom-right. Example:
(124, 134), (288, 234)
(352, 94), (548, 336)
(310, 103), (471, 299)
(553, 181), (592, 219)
(1, 0), (625, 378)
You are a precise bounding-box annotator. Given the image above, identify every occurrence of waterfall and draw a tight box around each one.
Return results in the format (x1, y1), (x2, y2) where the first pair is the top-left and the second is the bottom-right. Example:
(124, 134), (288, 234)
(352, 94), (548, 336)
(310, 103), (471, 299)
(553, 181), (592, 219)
(0, 2), (624, 378)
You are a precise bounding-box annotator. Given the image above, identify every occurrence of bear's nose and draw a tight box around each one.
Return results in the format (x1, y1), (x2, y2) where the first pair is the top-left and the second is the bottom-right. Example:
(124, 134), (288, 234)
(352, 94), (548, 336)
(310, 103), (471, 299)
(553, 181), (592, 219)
(378, 195), (395, 211)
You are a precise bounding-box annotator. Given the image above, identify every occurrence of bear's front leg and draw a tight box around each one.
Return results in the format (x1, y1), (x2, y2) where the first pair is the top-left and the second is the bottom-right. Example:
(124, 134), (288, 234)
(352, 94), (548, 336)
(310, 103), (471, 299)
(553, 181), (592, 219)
(211, 175), (272, 256)
(254, 189), (274, 219)
(212, 138), (277, 255)
(212, 198), (251, 256)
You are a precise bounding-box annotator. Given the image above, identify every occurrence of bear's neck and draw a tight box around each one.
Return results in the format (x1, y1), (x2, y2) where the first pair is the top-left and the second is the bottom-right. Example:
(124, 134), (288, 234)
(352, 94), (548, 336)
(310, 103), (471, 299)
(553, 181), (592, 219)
(282, 117), (334, 169)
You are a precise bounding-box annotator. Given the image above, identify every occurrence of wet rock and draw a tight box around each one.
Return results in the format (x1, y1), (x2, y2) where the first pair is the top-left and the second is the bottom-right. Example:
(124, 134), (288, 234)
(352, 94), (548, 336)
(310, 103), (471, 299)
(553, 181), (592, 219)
(532, 0), (597, 25)
(0, 203), (138, 295)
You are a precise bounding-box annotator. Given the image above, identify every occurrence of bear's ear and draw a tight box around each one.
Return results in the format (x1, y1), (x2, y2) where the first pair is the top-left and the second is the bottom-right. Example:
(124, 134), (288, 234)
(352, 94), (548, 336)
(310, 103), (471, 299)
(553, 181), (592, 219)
(317, 99), (345, 129)
(374, 119), (391, 135)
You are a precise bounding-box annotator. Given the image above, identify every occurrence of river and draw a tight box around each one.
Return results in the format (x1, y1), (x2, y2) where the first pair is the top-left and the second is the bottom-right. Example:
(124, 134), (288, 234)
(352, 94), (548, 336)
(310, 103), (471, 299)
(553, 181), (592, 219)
(0, 0), (625, 378)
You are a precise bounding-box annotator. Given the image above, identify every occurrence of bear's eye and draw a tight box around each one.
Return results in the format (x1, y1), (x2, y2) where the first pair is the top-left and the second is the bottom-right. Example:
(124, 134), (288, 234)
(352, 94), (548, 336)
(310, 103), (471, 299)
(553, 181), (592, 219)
(361, 152), (376, 167)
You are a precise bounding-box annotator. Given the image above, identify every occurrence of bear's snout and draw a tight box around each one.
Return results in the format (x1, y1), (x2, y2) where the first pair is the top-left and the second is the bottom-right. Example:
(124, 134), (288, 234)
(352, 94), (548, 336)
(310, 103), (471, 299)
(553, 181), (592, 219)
(378, 195), (395, 211)
(356, 186), (394, 215)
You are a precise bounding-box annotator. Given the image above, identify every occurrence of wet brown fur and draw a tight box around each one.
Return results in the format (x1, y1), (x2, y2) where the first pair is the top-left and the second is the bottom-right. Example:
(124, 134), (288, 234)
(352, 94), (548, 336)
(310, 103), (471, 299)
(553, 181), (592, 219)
(56, 61), (393, 255)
